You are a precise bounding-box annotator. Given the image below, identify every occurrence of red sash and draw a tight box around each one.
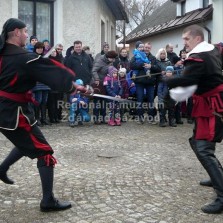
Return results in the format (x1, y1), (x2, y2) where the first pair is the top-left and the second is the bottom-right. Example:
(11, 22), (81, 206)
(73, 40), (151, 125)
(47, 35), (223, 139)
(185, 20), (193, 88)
(0, 90), (38, 105)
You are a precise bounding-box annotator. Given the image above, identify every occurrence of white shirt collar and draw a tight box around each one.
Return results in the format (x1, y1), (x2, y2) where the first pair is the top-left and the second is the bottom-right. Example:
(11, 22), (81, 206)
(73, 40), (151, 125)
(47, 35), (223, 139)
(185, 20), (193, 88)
(187, 41), (214, 57)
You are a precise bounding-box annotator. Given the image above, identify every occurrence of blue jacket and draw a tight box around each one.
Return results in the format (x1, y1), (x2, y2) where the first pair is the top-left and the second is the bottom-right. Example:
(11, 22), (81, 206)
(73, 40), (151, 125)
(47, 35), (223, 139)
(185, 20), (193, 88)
(103, 76), (123, 97)
(70, 93), (89, 110)
(25, 43), (34, 52)
(133, 49), (150, 64)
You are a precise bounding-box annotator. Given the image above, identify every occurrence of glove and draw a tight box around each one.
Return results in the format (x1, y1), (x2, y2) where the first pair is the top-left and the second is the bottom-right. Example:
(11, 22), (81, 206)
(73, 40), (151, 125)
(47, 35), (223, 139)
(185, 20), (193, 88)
(169, 85), (197, 102)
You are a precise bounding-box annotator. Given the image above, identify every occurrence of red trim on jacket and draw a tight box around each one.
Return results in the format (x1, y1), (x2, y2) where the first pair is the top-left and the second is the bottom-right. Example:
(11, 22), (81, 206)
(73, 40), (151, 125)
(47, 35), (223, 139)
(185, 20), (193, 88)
(185, 58), (204, 62)
(9, 73), (18, 86)
(192, 84), (223, 141)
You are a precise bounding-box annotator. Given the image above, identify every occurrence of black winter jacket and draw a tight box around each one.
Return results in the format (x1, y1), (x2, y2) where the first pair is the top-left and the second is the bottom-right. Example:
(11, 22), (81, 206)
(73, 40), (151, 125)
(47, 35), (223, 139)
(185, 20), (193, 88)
(65, 50), (93, 85)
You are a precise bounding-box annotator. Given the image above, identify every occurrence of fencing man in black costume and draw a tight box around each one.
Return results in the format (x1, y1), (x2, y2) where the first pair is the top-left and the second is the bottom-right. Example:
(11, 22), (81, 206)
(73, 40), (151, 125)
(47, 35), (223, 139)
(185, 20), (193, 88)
(0, 18), (92, 212)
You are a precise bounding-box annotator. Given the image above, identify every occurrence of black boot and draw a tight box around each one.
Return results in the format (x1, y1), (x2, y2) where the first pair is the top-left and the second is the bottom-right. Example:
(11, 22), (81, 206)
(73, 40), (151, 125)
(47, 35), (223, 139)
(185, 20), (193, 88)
(34, 106), (43, 127)
(176, 118), (184, 124)
(40, 104), (51, 125)
(0, 147), (23, 184)
(175, 104), (183, 124)
(202, 198), (223, 214)
(200, 179), (213, 187)
(159, 109), (167, 127)
(168, 107), (177, 127)
(169, 118), (177, 127)
(159, 118), (167, 127)
(38, 163), (71, 212)
(189, 138), (223, 214)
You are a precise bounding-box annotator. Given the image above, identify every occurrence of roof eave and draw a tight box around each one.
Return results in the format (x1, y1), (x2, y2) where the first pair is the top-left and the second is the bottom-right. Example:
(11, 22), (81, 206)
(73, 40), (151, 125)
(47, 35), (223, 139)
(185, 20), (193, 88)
(104, 0), (129, 23)
(125, 20), (208, 43)
(124, 6), (213, 44)
(171, 0), (184, 2)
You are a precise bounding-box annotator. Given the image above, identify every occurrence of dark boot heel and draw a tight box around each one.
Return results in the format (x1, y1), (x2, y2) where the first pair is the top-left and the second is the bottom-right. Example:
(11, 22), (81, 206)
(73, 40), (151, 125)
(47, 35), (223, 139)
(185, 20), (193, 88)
(38, 164), (71, 212)
(200, 179), (213, 187)
(0, 171), (14, 184)
(40, 198), (72, 212)
(201, 198), (223, 214)
(0, 147), (23, 184)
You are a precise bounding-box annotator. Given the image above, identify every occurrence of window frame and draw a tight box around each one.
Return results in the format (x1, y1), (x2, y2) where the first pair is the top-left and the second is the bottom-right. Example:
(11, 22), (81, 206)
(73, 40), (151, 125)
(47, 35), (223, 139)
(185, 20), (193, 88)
(181, 1), (186, 16)
(203, 0), (209, 8)
(18, 0), (55, 45)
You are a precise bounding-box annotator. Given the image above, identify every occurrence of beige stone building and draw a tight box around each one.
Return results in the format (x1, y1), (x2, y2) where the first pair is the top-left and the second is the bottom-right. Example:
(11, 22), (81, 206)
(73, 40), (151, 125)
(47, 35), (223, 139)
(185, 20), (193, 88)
(0, 0), (128, 56)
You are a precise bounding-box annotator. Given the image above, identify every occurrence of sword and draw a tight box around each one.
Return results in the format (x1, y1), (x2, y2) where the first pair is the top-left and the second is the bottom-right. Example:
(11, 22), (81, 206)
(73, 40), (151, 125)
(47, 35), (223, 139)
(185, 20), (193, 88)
(43, 45), (57, 58)
(127, 69), (184, 81)
(82, 93), (136, 103)
(129, 72), (160, 80)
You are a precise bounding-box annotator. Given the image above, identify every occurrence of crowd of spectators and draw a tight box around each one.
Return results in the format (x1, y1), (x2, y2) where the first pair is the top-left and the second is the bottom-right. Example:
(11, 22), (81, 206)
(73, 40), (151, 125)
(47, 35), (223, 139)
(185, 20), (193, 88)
(26, 38), (198, 128)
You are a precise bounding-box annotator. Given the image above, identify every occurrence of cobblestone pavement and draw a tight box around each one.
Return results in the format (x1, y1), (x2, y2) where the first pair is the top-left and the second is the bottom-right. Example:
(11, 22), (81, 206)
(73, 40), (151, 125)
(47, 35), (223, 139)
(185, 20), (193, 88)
(1, 119), (223, 223)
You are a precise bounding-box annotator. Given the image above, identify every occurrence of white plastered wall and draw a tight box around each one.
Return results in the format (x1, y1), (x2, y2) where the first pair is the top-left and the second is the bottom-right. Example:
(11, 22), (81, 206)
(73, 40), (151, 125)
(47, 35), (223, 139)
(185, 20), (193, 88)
(211, 0), (223, 43)
(128, 25), (210, 58)
(0, 0), (16, 28)
(62, 0), (116, 57)
(53, 0), (63, 47)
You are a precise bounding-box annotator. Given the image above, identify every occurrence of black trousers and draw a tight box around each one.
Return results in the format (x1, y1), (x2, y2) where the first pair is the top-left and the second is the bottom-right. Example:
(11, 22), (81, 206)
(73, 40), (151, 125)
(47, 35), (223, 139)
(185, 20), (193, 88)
(47, 92), (64, 121)
(189, 137), (223, 197)
(0, 114), (53, 160)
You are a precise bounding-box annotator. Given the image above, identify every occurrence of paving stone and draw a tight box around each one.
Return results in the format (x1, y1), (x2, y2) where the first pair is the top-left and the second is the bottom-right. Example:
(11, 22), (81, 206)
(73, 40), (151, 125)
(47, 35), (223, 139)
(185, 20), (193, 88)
(0, 120), (223, 222)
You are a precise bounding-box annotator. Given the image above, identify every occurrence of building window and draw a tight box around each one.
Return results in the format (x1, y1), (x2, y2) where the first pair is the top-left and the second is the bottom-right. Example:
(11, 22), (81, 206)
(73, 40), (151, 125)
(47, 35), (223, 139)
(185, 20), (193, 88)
(203, 0), (209, 8)
(181, 1), (186, 16)
(18, 0), (55, 44)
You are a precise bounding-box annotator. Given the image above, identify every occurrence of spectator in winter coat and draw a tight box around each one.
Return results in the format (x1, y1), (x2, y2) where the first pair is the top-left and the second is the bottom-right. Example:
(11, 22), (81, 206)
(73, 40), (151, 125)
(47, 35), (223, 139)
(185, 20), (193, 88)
(42, 39), (51, 55)
(130, 42), (159, 124)
(66, 40), (93, 85)
(26, 35), (38, 52)
(158, 66), (177, 127)
(119, 68), (129, 99)
(48, 44), (65, 122)
(64, 45), (74, 65)
(113, 47), (130, 72)
(118, 68), (129, 122)
(92, 50), (118, 124)
(103, 66), (123, 126)
(166, 43), (178, 65)
(32, 42), (51, 126)
(69, 79), (91, 127)
(82, 46), (94, 63)
(94, 42), (110, 62)
(172, 55), (184, 125)
(132, 41), (151, 78)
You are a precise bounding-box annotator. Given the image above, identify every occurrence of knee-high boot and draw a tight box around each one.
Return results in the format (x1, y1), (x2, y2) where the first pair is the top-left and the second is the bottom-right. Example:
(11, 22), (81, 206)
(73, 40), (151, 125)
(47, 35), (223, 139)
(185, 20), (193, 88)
(40, 104), (51, 125)
(38, 159), (71, 212)
(168, 108), (177, 127)
(189, 138), (223, 214)
(34, 105), (43, 126)
(159, 108), (167, 127)
(0, 147), (23, 184)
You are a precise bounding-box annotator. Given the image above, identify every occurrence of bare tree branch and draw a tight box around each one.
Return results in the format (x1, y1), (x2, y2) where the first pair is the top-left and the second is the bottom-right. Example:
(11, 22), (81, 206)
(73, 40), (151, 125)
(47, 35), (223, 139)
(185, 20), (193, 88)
(117, 0), (166, 38)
